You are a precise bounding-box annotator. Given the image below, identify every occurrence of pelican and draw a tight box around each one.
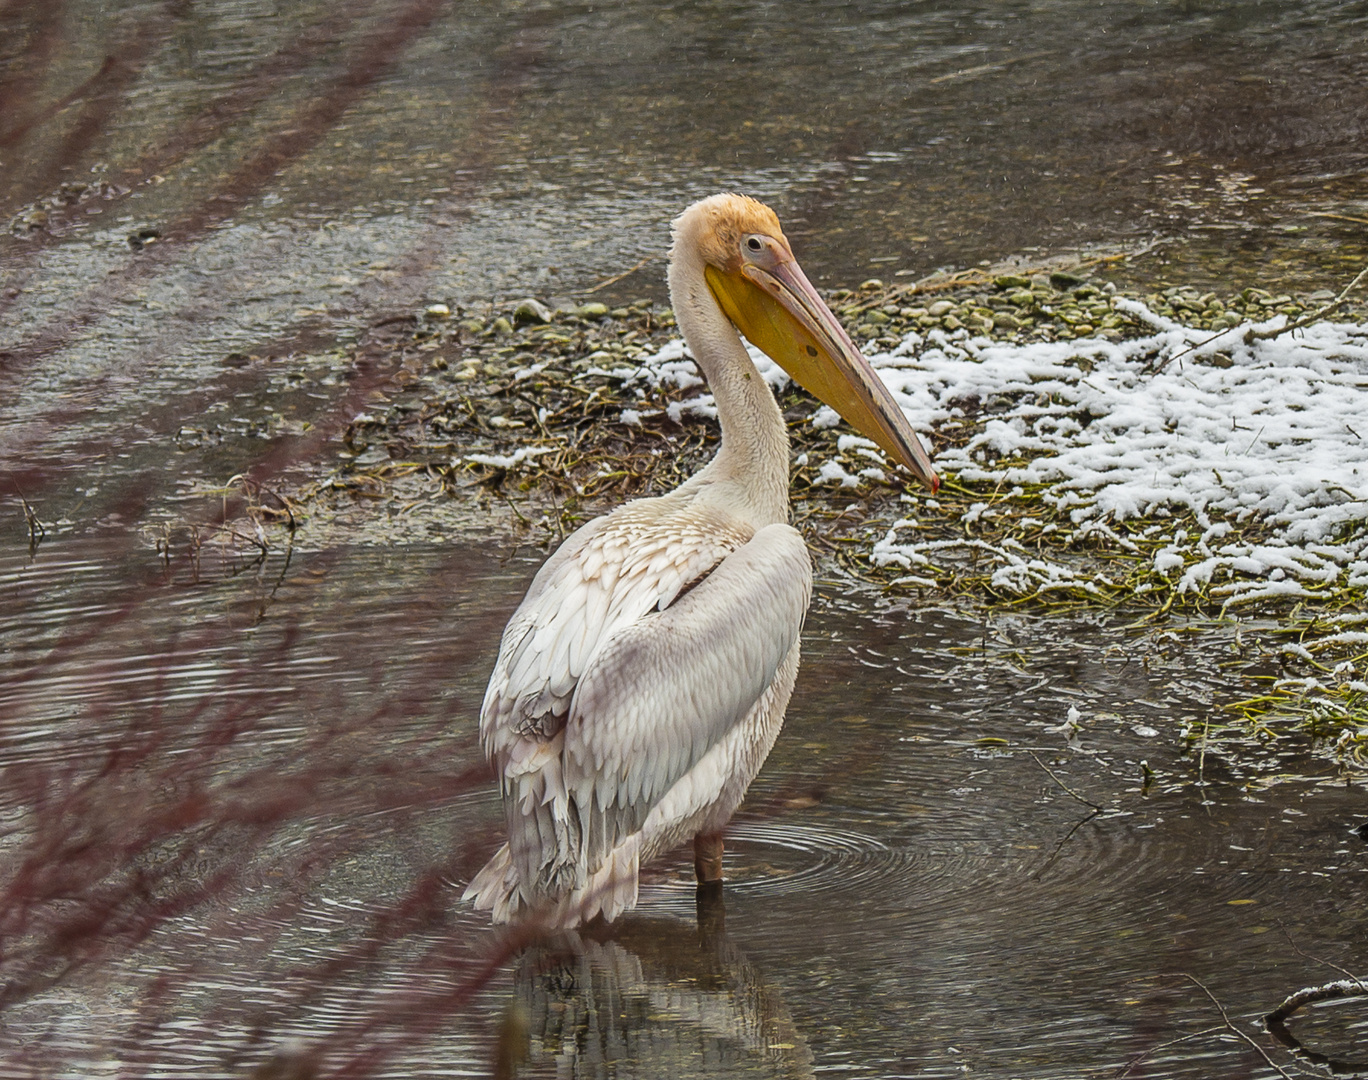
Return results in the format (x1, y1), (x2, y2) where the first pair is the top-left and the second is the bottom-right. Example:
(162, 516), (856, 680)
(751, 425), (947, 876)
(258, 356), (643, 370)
(464, 193), (939, 926)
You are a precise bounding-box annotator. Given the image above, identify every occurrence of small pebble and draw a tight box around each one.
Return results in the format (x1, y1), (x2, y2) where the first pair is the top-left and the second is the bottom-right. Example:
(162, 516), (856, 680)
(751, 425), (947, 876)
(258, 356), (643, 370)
(512, 298), (552, 325)
(424, 303), (451, 319)
(859, 278), (884, 291)
(572, 302), (609, 319)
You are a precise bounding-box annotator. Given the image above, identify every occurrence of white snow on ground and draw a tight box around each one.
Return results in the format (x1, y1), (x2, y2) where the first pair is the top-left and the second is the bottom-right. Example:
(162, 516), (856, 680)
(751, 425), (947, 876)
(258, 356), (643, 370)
(627, 337), (792, 423)
(631, 302), (1368, 609)
(464, 445), (558, 469)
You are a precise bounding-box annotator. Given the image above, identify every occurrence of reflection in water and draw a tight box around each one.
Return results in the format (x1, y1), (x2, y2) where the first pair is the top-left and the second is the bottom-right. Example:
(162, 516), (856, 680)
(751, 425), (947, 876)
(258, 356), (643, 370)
(1269, 1015), (1368, 1079)
(513, 887), (814, 1079)
(1267, 984), (1368, 1079)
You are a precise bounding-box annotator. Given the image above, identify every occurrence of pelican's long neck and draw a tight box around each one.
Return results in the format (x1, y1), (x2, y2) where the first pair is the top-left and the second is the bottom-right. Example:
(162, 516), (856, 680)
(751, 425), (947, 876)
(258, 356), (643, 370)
(668, 254), (790, 527)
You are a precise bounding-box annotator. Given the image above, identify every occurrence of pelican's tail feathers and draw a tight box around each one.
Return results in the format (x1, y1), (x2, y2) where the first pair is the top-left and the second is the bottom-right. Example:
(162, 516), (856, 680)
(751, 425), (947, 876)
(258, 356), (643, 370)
(463, 843), (523, 924)
(463, 837), (643, 929)
(551, 835), (641, 927)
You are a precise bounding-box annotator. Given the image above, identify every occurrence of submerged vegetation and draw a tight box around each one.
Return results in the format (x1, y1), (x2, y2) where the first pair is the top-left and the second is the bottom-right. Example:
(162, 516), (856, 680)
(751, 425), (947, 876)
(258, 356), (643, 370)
(211, 259), (1368, 772)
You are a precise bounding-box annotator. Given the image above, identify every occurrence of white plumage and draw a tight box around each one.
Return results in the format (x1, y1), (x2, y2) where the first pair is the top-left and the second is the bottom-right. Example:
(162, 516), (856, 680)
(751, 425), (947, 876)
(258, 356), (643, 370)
(465, 194), (938, 926)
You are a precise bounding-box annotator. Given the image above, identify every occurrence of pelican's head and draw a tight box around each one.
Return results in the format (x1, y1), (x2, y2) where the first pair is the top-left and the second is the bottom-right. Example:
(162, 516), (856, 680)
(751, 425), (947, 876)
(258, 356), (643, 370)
(671, 193), (939, 492)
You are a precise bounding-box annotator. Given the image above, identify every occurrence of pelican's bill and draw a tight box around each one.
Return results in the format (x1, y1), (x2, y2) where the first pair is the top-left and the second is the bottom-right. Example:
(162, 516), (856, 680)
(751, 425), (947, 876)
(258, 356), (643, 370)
(705, 260), (939, 492)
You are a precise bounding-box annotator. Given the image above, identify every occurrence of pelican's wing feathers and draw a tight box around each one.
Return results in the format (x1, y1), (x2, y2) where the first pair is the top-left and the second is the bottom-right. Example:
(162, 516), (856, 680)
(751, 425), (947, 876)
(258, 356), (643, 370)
(566, 523), (811, 858)
(480, 503), (753, 757)
(480, 504), (810, 902)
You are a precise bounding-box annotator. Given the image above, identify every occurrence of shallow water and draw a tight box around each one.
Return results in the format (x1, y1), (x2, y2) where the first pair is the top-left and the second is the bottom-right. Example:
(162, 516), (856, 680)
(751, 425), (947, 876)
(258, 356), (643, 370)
(2, 1), (1367, 1076)
(2, 538), (1364, 1078)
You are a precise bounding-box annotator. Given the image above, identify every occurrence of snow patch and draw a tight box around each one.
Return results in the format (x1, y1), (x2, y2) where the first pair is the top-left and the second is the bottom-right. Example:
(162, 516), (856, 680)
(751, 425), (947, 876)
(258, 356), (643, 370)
(628, 300), (1368, 605)
(464, 446), (557, 469)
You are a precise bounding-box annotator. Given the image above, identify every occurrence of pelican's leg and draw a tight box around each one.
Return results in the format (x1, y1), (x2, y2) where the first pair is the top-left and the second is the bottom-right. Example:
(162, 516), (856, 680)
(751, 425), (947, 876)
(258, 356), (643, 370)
(693, 831), (725, 883)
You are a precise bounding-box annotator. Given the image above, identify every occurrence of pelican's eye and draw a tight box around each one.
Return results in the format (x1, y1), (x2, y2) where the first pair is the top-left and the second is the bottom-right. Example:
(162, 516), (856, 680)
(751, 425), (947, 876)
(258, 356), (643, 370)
(741, 234), (779, 266)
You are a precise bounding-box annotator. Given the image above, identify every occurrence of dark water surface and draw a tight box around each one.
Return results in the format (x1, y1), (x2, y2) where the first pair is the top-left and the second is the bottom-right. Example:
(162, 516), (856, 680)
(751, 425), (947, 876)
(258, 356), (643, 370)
(2, 2), (1367, 1076)
(2, 538), (1364, 1078)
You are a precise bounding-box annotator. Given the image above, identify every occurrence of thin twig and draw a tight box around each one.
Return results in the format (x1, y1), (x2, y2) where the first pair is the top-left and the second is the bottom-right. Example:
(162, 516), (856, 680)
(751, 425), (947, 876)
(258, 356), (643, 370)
(1246, 262), (1368, 342)
(1031, 805), (1101, 880)
(1276, 922), (1368, 992)
(583, 255), (658, 294)
(1183, 973), (1296, 1080)
(1144, 324), (1234, 376)
(1115, 1024), (1226, 1078)
(496, 489), (532, 527)
(1147, 259), (1368, 376)
(1027, 750), (1103, 810)
(19, 493), (46, 554)
(924, 50), (1054, 84)
(1305, 211), (1368, 227)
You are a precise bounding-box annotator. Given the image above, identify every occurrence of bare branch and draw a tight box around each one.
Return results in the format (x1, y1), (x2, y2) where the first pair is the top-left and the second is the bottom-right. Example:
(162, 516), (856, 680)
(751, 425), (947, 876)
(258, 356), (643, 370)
(1031, 805), (1101, 881)
(1146, 259), (1368, 376)
(1266, 979), (1368, 1027)
(1182, 974), (1297, 1080)
(1246, 262), (1368, 343)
